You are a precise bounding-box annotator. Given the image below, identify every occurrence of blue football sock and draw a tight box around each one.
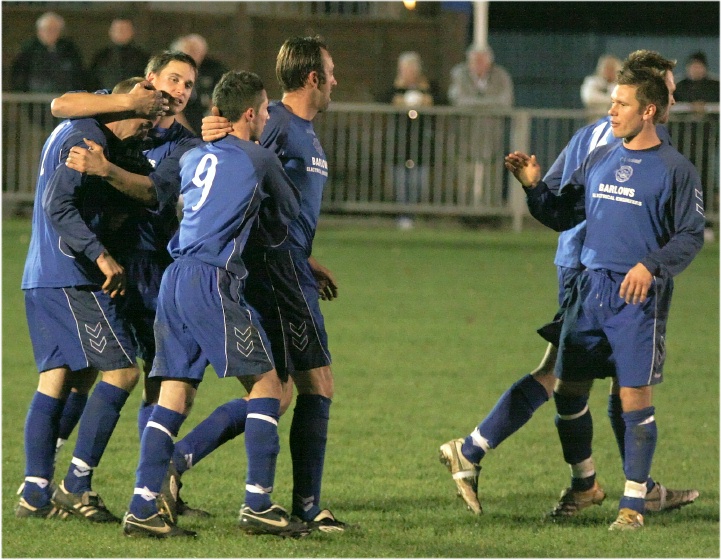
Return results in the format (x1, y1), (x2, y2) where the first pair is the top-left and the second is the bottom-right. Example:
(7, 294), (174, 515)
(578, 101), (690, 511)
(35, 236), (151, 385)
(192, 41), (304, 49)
(619, 406), (657, 513)
(129, 405), (185, 519)
(290, 394), (331, 520)
(23, 392), (63, 507)
(554, 391), (595, 491)
(57, 391), (88, 441)
(462, 374), (549, 464)
(63, 381), (129, 493)
(244, 398), (280, 513)
(607, 393), (626, 460)
(173, 398), (247, 475)
(137, 401), (154, 442)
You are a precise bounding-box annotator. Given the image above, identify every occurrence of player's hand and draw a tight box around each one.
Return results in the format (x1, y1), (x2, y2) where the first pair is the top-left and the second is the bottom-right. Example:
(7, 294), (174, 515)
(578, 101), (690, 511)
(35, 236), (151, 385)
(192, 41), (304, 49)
(66, 138), (109, 177)
(96, 250), (126, 298)
(128, 81), (168, 117)
(619, 263), (652, 304)
(504, 151), (541, 188)
(201, 106), (233, 141)
(309, 257), (338, 301)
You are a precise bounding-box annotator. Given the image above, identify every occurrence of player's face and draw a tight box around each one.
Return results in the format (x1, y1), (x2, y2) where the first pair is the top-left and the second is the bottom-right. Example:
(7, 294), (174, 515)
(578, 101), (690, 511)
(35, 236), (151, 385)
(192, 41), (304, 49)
(147, 61), (196, 115)
(249, 92), (270, 142)
(658, 70), (676, 124)
(314, 49), (337, 113)
(609, 84), (649, 141)
(115, 117), (155, 141)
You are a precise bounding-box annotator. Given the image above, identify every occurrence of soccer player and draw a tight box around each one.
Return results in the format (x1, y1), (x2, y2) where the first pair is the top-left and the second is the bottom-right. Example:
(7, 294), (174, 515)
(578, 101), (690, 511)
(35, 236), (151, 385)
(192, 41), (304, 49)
(159, 35), (346, 533)
(120, 70), (307, 539)
(17, 89), (156, 521)
(50, 51), (199, 448)
(439, 50), (699, 518)
(506, 65), (705, 530)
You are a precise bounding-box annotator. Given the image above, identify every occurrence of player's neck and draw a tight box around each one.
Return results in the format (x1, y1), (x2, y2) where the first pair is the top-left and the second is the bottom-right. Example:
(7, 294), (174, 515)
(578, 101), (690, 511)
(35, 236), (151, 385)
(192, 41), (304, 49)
(623, 123), (661, 150)
(281, 92), (317, 121)
(229, 122), (250, 142)
(157, 115), (175, 129)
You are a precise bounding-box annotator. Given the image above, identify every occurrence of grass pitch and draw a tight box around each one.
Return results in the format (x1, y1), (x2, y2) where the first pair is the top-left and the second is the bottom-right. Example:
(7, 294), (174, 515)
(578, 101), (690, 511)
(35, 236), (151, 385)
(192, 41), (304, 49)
(2, 217), (718, 557)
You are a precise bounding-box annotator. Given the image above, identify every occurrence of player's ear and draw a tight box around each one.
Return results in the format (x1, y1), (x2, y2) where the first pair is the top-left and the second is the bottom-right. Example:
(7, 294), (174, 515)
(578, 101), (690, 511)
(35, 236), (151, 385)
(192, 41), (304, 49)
(308, 71), (319, 87)
(245, 107), (255, 121)
(643, 104), (657, 121)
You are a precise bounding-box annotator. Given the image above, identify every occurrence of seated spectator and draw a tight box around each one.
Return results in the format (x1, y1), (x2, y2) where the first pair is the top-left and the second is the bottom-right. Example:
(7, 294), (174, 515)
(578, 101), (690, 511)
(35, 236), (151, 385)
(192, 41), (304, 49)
(170, 33), (227, 133)
(675, 51), (720, 105)
(89, 17), (149, 91)
(10, 11), (85, 93)
(448, 45), (513, 107)
(580, 54), (622, 112)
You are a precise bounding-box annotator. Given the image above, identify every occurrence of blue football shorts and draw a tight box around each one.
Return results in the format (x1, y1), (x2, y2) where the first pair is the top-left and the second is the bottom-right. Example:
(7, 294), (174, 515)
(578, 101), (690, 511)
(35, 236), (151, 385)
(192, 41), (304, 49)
(117, 250), (172, 363)
(24, 286), (136, 373)
(244, 249), (332, 378)
(536, 265), (584, 347)
(150, 258), (276, 382)
(557, 268), (672, 387)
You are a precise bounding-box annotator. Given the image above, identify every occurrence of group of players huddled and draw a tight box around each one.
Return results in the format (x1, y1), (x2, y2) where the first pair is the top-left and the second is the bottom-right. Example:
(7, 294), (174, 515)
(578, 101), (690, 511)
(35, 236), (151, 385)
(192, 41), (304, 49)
(18, 37), (703, 540)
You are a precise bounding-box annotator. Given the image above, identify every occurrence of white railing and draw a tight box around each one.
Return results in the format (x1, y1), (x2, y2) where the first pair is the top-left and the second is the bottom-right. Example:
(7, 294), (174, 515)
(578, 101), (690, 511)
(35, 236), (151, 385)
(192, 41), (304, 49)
(3, 94), (718, 229)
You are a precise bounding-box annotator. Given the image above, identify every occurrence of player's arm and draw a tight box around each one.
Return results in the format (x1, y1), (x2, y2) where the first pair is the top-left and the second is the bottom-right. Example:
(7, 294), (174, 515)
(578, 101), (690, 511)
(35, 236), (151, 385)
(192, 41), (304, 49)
(506, 151), (585, 231)
(639, 164), (705, 278)
(43, 139), (125, 297)
(51, 82), (168, 119)
(66, 138), (157, 206)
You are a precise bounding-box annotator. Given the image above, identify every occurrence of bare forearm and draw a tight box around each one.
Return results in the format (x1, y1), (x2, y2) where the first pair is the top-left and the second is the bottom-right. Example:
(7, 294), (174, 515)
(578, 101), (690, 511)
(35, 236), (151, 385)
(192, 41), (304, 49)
(51, 92), (135, 118)
(104, 163), (157, 206)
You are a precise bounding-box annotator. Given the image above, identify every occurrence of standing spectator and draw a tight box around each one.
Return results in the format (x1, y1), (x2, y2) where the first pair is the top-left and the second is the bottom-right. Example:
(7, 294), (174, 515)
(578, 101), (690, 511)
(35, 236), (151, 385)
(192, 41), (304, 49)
(10, 12), (85, 93)
(88, 17), (149, 91)
(580, 54), (622, 112)
(674, 51), (720, 104)
(448, 45), (513, 107)
(380, 51), (439, 229)
(170, 34), (227, 134)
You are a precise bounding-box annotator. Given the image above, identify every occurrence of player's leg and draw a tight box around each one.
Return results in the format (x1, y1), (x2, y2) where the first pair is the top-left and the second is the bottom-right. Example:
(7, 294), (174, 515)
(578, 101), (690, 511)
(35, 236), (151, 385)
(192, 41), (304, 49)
(439, 344), (555, 515)
(605, 377), (698, 513)
(54, 370), (98, 462)
(288, 365), (344, 531)
(17, 366), (72, 518)
(49, 287), (138, 523)
(123, 378), (197, 538)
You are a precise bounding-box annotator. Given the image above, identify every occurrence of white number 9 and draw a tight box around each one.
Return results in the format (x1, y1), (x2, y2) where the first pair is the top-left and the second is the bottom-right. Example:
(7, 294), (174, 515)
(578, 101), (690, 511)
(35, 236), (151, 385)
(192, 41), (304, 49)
(190, 153), (218, 211)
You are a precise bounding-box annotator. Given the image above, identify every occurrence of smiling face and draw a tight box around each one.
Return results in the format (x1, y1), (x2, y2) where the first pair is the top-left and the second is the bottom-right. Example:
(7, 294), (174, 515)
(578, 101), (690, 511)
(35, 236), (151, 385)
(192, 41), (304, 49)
(147, 60), (196, 115)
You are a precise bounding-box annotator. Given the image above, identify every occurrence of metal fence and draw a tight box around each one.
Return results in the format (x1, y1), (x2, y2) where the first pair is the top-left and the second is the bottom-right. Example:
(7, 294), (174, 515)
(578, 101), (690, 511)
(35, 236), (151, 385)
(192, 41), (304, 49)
(3, 93), (719, 229)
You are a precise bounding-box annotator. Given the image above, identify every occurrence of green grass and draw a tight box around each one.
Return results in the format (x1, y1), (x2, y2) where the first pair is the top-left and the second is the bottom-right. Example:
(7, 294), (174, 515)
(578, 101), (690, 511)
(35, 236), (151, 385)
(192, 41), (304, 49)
(3, 217), (718, 557)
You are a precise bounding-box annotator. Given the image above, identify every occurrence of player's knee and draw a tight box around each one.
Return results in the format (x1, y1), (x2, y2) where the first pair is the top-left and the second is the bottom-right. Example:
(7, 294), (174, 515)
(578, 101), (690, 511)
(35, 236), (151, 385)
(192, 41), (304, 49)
(531, 370), (556, 397)
(102, 366), (140, 392)
(294, 366), (334, 398)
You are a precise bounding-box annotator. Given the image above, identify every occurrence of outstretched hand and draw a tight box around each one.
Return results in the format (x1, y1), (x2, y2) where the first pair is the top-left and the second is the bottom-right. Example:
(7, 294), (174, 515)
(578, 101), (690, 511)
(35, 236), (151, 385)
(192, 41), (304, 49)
(504, 151), (541, 188)
(201, 106), (233, 142)
(66, 138), (109, 177)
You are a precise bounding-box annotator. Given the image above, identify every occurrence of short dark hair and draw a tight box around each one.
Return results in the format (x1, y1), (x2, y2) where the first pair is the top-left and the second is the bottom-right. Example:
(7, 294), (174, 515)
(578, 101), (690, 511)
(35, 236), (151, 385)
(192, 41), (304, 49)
(112, 76), (145, 94)
(617, 66), (669, 124)
(622, 50), (676, 78)
(144, 50), (197, 78)
(688, 51), (708, 66)
(212, 71), (265, 123)
(276, 35), (329, 93)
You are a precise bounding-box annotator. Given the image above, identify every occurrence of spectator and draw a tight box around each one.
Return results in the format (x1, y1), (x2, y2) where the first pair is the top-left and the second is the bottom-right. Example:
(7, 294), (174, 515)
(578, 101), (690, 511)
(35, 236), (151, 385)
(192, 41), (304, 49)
(674, 51), (720, 104)
(10, 11), (85, 93)
(380, 51), (439, 229)
(580, 54), (622, 113)
(170, 33), (227, 133)
(448, 45), (513, 107)
(88, 17), (149, 91)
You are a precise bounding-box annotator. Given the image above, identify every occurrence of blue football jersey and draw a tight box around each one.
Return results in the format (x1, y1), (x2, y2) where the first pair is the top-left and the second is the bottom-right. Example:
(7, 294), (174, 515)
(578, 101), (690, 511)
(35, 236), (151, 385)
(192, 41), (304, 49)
(544, 116), (672, 269)
(170, 135), (300, 278)
(22, 118), (122, 289)
(260, 101), (328, 256)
